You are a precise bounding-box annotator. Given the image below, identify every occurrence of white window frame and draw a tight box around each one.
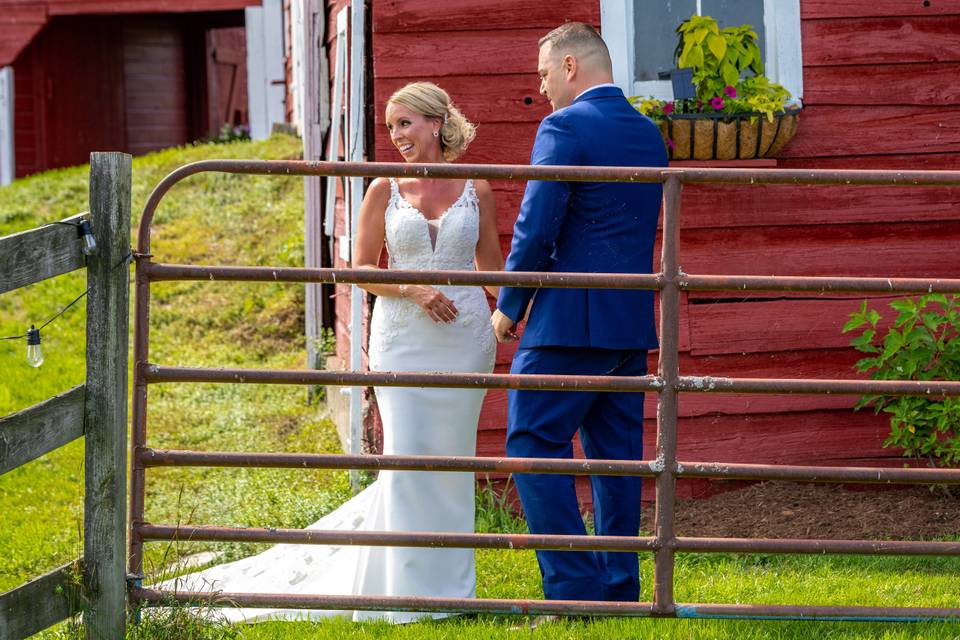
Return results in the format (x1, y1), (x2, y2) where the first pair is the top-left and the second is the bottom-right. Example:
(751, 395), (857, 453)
(601, 0), (803, 104)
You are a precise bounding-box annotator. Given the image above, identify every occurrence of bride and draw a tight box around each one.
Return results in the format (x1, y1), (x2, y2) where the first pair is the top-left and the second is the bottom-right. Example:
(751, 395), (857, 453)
(161, 82), (502, 623)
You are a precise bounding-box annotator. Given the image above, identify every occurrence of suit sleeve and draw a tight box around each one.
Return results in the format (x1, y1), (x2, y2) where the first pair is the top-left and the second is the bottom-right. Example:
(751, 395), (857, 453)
(496, 112), (578, 323)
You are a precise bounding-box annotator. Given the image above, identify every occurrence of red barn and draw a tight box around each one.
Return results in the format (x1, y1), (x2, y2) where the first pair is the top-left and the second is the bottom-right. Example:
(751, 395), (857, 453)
(0, 0), (295, 182)
(311, 0), (960, 499)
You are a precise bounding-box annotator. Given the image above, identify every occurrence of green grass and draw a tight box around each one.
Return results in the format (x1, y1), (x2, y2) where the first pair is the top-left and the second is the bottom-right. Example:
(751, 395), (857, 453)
(4, 138), (960, 639)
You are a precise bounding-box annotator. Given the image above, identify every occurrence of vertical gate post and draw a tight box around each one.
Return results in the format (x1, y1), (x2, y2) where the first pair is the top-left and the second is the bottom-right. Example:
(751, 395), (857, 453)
(83, 152), (132, 639)
(653, 172), (683, 616)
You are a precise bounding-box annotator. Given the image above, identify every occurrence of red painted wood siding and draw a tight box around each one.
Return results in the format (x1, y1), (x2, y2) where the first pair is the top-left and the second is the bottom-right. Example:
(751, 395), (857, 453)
(11, 9), (249, 176)
(123, 18), (190, 156)
(800, 0), (960, 18)
(0, 0), (258, 65)
(45, 0), (260, 16)
(11, 38), (44, 177)
(30, 15), (127, 171)
(0, 2), (46, 66)
(327, 0), (960, 502)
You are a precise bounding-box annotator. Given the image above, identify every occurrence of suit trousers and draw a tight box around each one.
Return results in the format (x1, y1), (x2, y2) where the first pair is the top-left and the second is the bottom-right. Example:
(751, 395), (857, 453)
(506, 345), (647, 602)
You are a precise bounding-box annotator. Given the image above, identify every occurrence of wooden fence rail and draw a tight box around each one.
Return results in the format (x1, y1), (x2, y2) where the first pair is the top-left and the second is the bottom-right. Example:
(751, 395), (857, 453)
(0, 211), (87, 294)
(0, 561), (83, 639)
(0, 385), (85, 475)
(0, 152), (131, 640)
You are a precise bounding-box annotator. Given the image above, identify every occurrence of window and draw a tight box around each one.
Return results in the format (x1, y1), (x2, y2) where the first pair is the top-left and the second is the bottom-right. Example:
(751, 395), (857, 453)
(601, 0), (803, 104)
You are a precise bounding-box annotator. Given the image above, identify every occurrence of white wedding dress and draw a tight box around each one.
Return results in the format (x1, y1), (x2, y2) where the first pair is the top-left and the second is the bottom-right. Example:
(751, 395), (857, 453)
(158, 178), (496, 624)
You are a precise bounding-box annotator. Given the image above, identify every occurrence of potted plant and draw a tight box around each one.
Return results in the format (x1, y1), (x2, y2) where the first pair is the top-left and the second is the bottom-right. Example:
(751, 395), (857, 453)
(630, 14), (801, 161)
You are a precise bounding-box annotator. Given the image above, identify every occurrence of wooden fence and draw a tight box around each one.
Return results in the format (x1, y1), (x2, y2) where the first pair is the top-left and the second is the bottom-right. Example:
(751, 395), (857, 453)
(0, 153), (131, 639)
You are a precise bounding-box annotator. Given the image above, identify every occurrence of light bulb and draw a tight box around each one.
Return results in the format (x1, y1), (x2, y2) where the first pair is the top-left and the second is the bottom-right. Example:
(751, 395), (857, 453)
(78, 219), (98, 256)
(26, 325), (44, 368)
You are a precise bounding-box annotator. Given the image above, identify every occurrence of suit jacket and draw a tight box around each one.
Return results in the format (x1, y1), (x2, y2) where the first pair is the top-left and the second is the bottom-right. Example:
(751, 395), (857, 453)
(497, 85), (668, 349)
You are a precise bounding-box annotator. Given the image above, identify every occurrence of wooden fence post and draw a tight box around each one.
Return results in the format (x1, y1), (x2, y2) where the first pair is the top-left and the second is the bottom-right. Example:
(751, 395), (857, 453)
(83, 152), (131, 639)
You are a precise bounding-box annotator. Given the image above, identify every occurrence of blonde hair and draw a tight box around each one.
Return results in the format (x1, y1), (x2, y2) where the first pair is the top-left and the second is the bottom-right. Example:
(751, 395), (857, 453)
(388, 82), (476, 161)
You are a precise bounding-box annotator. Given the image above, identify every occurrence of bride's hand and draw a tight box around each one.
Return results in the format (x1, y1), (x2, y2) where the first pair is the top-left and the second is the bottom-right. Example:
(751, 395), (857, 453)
(405, 285), (459, 323)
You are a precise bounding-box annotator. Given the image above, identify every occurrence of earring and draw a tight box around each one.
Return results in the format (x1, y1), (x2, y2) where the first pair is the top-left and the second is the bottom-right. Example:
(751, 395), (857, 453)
(433, 131), (439, 137)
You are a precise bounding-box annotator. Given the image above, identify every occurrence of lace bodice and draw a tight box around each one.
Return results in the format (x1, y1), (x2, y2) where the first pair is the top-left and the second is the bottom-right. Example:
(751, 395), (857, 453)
(384, 178), (479, 271)
(368, 178), (496, 366)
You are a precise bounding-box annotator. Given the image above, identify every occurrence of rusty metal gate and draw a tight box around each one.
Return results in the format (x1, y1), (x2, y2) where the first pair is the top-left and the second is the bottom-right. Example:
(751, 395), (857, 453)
(129, 160), (960, 621)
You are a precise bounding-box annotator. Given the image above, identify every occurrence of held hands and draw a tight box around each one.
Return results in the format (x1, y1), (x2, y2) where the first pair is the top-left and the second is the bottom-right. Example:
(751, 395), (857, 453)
(404, 285), (459, 323)
(491, 309), (518, 343)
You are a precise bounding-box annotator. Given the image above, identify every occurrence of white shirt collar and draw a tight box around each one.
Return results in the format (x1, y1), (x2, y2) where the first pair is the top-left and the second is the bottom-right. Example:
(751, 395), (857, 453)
(573, 83), (619, 102)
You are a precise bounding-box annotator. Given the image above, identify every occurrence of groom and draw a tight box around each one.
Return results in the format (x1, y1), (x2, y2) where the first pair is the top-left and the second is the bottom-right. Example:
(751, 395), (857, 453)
(492, 22), (667, 603)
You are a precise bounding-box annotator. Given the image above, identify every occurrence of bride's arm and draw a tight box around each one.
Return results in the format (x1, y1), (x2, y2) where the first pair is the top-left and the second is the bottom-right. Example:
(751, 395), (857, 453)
(474, 179), (504, 298)
(353, 178), (400, 298)
(353, 178), (459, 323)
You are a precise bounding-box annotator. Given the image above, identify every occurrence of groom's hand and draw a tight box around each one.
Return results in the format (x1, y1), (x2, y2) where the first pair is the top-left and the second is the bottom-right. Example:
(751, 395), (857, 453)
(491, 309), (518, 343)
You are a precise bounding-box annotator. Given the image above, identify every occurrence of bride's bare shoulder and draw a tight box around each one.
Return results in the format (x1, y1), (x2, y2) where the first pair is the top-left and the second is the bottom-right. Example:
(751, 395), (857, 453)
(363, 178), (393, 207)
(473, 179), (496, 208)
(473, 179), (494, 197)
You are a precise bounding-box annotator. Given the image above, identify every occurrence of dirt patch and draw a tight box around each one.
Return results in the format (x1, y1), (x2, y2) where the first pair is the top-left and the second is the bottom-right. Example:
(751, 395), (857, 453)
(640, 482), (960, 540)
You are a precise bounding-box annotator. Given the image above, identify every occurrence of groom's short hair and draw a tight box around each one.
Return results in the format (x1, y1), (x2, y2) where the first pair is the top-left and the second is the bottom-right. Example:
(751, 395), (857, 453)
(539, 22), (612, 73)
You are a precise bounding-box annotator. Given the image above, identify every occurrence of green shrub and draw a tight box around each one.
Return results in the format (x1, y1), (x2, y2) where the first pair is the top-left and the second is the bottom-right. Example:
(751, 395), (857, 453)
(844, 294), (960, 467)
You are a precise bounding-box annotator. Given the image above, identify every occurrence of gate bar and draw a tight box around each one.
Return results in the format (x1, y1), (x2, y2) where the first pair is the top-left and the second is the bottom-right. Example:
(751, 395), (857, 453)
(139, 449), (660, 476)
(682, 274), (960, 295)
(144, 263), (663, 289)
(136, 524), (960, 557)
(142, 366), (663, 392)
(142, 366), (960, 397)
(137, 449), (960, 484)
(144, 262), (960, 296)
(137, 525), (658, 552)
(131, 588), (960, 622)
(675, 537), (960, 556)
(676, 377), (960, 396)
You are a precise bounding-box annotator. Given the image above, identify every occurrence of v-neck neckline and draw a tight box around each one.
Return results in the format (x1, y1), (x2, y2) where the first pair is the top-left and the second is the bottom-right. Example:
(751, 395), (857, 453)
(395, 179), (469, 223)
(392, 179), (470, 254)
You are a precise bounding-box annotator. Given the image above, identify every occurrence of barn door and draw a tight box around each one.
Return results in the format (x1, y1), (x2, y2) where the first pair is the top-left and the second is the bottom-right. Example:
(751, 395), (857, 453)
(205, 27), (248, 137)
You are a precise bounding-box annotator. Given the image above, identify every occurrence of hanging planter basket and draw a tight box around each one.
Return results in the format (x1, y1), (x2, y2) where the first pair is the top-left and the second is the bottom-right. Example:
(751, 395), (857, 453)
(658, 108), (801, 161)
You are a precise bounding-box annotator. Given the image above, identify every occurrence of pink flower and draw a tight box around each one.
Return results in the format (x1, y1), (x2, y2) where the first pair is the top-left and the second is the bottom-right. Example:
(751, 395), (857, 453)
(724, 85), (737, 98)
(696, 99), (704, 111)
(710, 96), (725, 110)
(663, 102), (675, 116)
(666, 138), (675, 149)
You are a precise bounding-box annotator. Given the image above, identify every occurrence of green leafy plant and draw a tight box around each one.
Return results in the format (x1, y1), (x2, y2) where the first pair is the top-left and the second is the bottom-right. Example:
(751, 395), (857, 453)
(843, 295), (960, 467)
(211, 123), (251, 144)
(630, 14), (793, 124)
(676, 16), (763, 101)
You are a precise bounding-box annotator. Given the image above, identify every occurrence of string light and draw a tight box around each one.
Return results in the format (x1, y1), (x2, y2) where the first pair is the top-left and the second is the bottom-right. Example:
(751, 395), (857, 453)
(77, 219), (98, 256)
(56, 218), (98, 257)
(25, 326), (43, 367)
(0, 239), (131, 366)
(0, 289), (88, 367)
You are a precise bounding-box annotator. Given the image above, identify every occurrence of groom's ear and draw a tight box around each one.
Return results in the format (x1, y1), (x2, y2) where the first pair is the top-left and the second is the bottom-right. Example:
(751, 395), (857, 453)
(562, 54), (578, 80)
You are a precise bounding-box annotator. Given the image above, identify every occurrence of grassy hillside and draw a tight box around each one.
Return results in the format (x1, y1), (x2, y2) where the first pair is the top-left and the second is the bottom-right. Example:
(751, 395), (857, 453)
(0, 135), (351, 595)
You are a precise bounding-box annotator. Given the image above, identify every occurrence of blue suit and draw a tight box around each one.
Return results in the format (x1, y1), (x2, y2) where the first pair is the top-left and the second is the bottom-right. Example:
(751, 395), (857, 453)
(497, 85), (666, 601)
